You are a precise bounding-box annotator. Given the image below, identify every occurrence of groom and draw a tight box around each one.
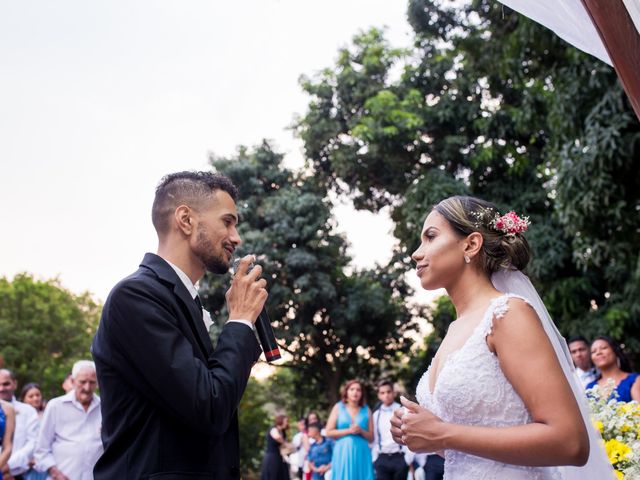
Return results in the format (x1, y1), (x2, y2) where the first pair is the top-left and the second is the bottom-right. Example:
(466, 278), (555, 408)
(92, 171), (265, 479)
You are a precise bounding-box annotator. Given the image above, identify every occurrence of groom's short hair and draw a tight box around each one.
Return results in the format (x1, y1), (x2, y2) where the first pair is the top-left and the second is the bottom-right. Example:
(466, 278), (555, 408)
(151, 171), (238, 235)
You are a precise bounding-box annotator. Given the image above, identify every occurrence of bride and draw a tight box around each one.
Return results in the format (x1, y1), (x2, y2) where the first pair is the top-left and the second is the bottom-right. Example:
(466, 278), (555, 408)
(390, 196), (613, 479)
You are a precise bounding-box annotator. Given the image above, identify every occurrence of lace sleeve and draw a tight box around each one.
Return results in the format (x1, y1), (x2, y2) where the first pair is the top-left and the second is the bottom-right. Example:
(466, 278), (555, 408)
(484, 294), (533, 337)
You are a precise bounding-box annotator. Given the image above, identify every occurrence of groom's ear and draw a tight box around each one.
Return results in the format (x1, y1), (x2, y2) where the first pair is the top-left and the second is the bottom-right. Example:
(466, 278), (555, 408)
(464, 231), (484, 258)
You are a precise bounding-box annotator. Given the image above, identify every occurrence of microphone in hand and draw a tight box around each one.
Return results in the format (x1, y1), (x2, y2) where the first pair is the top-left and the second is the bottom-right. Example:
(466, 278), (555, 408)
(232, 257), (281, 363)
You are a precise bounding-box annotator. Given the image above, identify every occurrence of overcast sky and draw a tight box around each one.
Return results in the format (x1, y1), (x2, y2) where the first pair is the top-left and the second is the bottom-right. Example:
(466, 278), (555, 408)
(0, 1), (430, 302)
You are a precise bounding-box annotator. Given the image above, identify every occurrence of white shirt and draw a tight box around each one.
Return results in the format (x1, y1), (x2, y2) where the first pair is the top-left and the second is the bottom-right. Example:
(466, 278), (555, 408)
(372, 402), (405, 461)
(166, 260), (253, 331)
(290, 431), (307, 469)
(7, 398), (39, 475)
(34, 391), (103, 480)
(576, 366), (598, 389)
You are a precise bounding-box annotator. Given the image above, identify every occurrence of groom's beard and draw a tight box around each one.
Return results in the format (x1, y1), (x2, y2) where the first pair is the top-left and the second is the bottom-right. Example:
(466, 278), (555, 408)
(194, 227), (231, 274)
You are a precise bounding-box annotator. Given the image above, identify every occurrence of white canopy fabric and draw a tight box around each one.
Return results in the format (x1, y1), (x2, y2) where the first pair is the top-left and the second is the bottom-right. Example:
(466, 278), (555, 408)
(497, 0), (612, 64)
(623, 0), (640, 34)
(496, 0), (640, 121)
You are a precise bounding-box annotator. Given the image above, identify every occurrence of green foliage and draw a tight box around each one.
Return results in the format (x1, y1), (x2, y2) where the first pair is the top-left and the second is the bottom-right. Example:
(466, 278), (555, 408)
(237, 377), (271, 475)
(0, 273), (100, 398)
(295, 0), (640, 364)
(397, 296), (455, 392)
(261, 367), (332, 421)
(200, 142), (421, 405)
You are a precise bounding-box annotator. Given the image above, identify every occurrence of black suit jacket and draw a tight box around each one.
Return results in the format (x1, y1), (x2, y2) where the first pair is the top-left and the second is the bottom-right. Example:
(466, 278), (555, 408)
(92, 253), (261, 479)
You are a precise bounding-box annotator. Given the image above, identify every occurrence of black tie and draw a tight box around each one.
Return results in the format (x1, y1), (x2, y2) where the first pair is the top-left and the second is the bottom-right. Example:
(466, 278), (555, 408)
(194, 295), (204, 319)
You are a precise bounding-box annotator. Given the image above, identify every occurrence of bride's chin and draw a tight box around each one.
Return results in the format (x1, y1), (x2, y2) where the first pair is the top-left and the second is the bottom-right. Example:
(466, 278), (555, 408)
(420, 279), (441, 291)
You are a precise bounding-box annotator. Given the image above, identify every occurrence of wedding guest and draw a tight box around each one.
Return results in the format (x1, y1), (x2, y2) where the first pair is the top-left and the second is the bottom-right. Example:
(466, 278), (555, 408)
(60, 374), (73, 394)
(306, 423), (333, 480)
(20, 383), (45, 418)
(568, 335), (598, 388)
(290, 418), (308, 479)
(305, 411), (320, 428)
(0, 369), (39, 480)
(301, 411), (323, 480)
(34, 360), (102, 480)
(260, 414), (291, 480)
(372, 380), (408, 480)
(325, 379), (374, 480)
(586, 335), (640, 401)
(0, 399), (15, 479)
(19, 383), (47, 480)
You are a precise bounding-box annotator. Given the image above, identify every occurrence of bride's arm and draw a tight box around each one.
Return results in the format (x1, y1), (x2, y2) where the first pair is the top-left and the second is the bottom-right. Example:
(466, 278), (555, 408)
(393, 298), (589, 467)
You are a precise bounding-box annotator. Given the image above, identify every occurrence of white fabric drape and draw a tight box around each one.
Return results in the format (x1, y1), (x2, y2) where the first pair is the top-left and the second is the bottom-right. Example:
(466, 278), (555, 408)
(622, 0), (640, 35)
(496, 0), (612, 65)
(491, 269), (614, 479)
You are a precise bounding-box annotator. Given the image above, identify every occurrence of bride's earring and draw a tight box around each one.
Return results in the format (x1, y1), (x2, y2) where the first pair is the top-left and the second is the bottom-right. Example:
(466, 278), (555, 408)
(464, 255), (471, 264)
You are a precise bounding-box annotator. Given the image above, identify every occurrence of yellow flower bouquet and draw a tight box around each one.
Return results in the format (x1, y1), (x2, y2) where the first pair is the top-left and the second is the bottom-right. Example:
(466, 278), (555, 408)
(587, 380), (640, 478)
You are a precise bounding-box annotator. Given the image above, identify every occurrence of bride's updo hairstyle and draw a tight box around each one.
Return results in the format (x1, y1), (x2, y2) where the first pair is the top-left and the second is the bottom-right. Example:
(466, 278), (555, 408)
(434, 196), (531, 274)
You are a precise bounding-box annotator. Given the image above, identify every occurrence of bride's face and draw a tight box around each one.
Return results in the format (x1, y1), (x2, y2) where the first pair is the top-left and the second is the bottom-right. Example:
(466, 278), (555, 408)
(412, 211), (466, 290)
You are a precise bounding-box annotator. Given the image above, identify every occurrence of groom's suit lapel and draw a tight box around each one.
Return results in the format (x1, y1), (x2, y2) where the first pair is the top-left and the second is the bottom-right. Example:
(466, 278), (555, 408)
(141, 253), (215, 360)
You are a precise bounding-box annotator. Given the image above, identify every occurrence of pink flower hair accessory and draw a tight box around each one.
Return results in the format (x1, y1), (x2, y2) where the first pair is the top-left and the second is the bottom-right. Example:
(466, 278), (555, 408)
(490, 211), (530, 237)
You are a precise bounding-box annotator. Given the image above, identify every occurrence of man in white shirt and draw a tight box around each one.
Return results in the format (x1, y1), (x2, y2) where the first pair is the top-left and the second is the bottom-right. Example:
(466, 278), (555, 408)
(372, 380), (409, 480)
(0, 369), (39, 480)
(34, 360), (103, 480)
(568, 335), (598, 388)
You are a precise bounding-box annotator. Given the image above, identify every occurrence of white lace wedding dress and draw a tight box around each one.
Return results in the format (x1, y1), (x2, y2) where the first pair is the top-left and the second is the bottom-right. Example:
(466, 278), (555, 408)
(415, 294), (563, 479)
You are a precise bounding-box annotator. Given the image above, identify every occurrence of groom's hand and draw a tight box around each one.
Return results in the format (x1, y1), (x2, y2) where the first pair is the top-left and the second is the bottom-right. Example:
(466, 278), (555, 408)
(226, 255), (268, 323)
(396, 396), (447, 453)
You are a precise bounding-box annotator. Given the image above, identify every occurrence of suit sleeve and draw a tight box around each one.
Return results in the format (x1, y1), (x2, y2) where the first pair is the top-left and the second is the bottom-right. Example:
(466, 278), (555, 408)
(99, 281), (260, 436)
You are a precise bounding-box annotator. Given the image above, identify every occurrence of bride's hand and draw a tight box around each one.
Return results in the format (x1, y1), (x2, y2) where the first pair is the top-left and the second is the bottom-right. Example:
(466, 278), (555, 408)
(390, 406), (405, 445)
(398, 396), (447, 453)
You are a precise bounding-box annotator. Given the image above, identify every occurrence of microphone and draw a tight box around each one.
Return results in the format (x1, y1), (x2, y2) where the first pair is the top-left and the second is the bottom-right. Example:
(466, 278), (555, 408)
(232, 258), (282, 363)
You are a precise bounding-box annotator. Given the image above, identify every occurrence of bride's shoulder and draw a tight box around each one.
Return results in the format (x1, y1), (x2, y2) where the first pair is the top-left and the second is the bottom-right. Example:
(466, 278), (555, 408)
(504, 294), (534, 311)
(490, 295), (542, 335)
(490, 294), (534, 317)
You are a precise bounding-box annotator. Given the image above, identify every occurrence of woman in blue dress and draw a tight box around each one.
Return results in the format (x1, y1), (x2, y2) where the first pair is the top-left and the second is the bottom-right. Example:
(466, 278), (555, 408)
(0, 398), (16, 480)
(586, 336), (640, 401)
(325, 380), (374, 480)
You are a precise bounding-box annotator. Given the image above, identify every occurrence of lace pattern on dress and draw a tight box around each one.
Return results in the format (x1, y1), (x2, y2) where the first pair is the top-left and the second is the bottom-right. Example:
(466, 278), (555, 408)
(415, 294), (563, 480)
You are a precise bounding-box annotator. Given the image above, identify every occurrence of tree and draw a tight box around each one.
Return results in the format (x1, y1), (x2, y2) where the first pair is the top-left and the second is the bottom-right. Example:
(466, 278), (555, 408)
(237, 377), (271, 476)
(200, 142), (422, 405)
(295, 0), (640, 363)
(0, 273), (100, 398)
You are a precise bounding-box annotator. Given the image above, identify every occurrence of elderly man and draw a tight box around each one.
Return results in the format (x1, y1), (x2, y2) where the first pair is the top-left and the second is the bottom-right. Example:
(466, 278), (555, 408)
(0, 369), (39, 480)
(34, 360), (102, 480)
